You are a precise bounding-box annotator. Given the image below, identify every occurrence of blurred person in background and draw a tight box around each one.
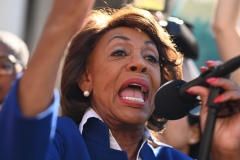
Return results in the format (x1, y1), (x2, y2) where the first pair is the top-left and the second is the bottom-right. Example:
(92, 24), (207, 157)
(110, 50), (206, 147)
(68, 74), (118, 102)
(212, 0), (240, 85)
(0, 31), (29, 109)
(156, 13), (200, 86)
(148, 114), (201, 159)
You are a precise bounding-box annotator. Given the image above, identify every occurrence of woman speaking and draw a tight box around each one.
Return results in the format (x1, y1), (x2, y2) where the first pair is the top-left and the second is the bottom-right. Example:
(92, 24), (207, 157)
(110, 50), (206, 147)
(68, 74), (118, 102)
(0, 0), (240, 160)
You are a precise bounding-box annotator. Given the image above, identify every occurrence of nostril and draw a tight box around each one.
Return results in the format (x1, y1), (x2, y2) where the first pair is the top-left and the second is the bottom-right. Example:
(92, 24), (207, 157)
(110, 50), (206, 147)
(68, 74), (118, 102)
(130, 66), (137, 71)
(141, 68), (146, 73)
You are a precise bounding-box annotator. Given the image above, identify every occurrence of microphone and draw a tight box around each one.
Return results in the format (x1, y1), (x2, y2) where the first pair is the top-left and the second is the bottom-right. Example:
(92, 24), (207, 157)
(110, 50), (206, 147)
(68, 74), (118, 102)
(154, 55), (240, 120)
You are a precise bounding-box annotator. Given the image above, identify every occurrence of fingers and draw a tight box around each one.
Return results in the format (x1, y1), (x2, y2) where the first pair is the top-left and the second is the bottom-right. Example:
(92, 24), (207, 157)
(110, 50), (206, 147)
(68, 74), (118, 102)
(206, 77), (239, 91)
(213, 90), (240, 103)
(199, 66), (207, 72)
(188, 77), (240, 103)
(205, 60), (223, 68)
(198, 60), (240, 103)
(186, 86), (210, 129)
(187, 80), (240, 131)
(186, 86), (210, 107)
(199, 60), (223, 73)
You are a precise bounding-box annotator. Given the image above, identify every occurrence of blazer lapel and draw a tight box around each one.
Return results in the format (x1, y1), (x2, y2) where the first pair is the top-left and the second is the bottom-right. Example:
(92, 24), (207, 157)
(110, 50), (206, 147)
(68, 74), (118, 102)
(140, 141), (156, 160)
(82, 117), (128, 160)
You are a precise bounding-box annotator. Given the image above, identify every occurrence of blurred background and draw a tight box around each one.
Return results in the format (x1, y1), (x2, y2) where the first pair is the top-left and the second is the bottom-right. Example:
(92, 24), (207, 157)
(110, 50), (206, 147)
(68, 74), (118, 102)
(0, 0), (237, 68)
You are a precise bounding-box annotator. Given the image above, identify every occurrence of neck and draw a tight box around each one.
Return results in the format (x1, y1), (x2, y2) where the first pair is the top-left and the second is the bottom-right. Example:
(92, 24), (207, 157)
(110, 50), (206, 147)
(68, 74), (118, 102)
(110, 124), (145, 160)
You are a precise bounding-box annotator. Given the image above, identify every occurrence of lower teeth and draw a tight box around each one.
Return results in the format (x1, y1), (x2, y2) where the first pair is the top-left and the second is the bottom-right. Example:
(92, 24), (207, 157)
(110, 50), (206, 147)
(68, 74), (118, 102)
(122, 97), (144, 102)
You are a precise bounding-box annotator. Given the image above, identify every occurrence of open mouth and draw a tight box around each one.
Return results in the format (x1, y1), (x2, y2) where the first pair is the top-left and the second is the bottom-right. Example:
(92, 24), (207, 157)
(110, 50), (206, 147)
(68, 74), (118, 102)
(119, 83), (149, 103)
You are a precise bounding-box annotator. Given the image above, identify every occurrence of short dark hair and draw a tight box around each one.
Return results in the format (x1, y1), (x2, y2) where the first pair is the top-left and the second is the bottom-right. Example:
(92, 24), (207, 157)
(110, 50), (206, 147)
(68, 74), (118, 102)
(61, 5), (183, 124)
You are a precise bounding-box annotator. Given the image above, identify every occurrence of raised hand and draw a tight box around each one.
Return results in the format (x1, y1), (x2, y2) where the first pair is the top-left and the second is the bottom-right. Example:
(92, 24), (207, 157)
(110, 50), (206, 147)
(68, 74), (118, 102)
(19, 0), (95, 117)
(45, 0), (95, 37)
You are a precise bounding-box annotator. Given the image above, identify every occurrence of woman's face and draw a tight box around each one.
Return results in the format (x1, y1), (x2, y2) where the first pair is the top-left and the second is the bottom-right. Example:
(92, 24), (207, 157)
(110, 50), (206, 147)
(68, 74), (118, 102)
(81, 27), (161, 127)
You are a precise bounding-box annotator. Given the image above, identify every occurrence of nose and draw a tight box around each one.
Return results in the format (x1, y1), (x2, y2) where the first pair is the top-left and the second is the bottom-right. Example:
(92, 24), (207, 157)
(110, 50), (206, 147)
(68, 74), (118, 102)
(126, 55), (149, 74)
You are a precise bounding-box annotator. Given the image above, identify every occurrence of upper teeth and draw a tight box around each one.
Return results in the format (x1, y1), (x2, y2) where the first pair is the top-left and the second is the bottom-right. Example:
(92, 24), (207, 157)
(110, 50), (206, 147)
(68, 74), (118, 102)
(129, 83), (147, 92)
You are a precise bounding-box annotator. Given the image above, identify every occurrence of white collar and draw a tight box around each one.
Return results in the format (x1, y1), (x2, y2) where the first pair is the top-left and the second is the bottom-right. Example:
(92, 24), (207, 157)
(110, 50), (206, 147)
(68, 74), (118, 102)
(79, 107), (122, 150)
(79, 107), (169, 159)
(79, 107), (102, 134)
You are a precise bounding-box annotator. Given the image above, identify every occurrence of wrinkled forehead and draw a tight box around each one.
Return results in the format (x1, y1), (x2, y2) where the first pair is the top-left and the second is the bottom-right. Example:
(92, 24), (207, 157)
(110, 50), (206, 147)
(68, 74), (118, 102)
(98, 27), (156, 47)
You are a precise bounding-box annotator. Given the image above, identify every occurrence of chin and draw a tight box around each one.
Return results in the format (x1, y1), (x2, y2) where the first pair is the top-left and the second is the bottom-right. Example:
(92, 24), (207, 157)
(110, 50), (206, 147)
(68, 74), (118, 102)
(123, 114), (148, 125)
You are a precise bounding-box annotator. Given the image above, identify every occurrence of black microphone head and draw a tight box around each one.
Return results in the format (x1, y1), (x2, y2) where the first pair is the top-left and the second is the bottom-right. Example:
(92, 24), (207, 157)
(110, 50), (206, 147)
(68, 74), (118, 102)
(154, 79), (198, 120)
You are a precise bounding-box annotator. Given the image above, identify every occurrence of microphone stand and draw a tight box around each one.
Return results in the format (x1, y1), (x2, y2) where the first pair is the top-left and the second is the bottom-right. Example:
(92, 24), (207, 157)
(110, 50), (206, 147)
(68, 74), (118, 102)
(198, 87), (222, 160)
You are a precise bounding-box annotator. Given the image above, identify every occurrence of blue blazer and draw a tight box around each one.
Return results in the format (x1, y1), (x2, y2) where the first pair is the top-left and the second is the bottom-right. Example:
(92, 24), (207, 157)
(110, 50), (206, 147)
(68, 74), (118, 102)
(0, 76), (192, 160)
(0, 115), (192, 160)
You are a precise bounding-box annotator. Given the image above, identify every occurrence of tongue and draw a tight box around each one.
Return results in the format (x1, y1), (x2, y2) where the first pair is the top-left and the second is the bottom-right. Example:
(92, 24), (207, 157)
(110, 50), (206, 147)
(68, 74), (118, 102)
(119, 88), (144, 99)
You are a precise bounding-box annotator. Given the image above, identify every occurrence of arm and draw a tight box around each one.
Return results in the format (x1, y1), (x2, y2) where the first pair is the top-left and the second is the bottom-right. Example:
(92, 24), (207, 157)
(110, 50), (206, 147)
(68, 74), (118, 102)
(19, 0), (95, 117)
(0, 0), (95, 159)
(211, 0), (240, 85)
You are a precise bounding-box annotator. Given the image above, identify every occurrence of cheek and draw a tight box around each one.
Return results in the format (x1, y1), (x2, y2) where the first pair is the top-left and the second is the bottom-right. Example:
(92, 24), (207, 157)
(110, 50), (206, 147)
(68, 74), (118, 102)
(1, 76), (15, 91)
(151, 69), (161, 93)
(151, 70), (161, 99)
(91, 63), (118, 93)
(166, 119), (191, 140)
(163, 122), (189, 144)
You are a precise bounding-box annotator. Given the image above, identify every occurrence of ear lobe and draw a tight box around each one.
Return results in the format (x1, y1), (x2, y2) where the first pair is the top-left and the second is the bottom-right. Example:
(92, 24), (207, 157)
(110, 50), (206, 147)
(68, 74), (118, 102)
(188, 123), (200, 145)
(78, 70), (92, 92)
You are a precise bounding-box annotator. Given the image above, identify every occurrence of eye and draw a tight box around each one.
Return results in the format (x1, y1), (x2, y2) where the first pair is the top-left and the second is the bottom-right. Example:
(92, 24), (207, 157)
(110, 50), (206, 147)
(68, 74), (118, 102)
(0, 62), (12, 69)
(111, 49), (127, 57)
(144, 55), (159, 64)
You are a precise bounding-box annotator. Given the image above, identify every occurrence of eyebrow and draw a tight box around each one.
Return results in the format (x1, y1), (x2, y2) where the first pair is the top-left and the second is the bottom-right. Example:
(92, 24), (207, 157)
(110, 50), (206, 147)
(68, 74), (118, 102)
(108, 35), (130, 44)
(144, 40), (155, 45)
(108, 35), (155, 46)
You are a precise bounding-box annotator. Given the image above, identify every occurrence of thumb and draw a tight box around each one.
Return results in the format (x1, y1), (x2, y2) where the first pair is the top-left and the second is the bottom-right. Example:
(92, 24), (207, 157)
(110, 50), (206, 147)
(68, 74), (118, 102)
(187, 86), (210, 107)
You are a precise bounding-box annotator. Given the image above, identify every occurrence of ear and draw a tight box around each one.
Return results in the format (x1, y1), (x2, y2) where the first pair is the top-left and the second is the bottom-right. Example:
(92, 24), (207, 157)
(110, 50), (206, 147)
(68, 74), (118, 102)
(77, 67), (92, 93)
(187, 123), (200, 145)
